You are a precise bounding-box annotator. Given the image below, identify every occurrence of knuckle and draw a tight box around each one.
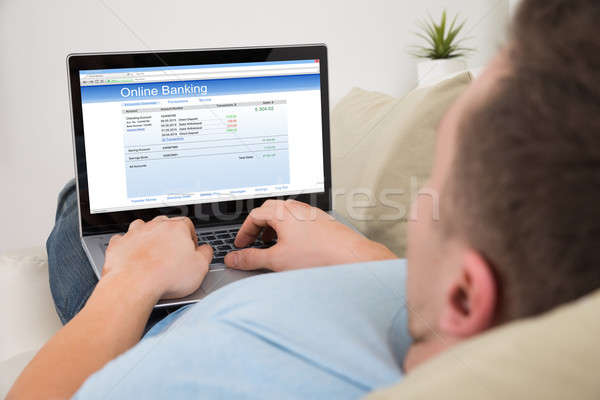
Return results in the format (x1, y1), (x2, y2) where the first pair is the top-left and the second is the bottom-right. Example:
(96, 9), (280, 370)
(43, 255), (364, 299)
(178, 217), (192, 227)
(129, 219), (143, 228)
(151, 215), (168, 224)
(172, 218), (186, 226)
(166, 218), (184, 228)
(286, 199), (309, 209)
(107, 235), (122, 250)
(264, 199), (282, 208)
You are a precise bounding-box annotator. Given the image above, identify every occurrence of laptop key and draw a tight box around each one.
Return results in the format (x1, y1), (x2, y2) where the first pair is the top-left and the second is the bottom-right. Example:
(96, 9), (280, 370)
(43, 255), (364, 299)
(216, 233), (229, 239)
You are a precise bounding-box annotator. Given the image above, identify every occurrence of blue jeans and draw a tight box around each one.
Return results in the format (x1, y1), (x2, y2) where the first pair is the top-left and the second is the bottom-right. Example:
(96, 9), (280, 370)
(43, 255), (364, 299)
(46, 179), (172, 329)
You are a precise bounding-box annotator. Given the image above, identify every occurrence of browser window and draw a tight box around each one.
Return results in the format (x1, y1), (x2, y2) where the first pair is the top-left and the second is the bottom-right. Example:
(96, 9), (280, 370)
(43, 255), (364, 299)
(79, 60), (324, 214)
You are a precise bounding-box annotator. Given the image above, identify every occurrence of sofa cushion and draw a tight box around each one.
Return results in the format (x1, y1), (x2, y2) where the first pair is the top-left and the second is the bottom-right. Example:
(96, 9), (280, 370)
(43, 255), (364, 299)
(365, 288), (600, 400)
(0, 350), (38, 398)
(0, 247), (62, 362)
(0, 247), (62, 396)
(331, 73), (472, 257)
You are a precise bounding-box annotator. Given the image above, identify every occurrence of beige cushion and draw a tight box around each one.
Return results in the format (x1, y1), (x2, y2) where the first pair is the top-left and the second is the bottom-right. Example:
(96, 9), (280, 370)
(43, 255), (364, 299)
(0, 247), (62, 398)
(331, 73), (472, 257)
(366, 289), (600, 399)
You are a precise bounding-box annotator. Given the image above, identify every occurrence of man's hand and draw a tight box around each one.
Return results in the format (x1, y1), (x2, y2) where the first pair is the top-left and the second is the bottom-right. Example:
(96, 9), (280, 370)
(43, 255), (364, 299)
(8, 215), (212, 400)
(225, 199), (396, 271)
(104, 216), (213, 300)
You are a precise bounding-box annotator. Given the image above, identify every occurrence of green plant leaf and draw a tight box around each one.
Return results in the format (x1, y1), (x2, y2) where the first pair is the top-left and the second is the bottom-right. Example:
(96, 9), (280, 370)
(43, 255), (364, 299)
(445, 21), (466, 48)
(410, 9), (474, 60)
(447, 13), (458, 36)
(419, 19), (437, 45)
(414, 32), (435, 48)
(439, 10), (447, 43)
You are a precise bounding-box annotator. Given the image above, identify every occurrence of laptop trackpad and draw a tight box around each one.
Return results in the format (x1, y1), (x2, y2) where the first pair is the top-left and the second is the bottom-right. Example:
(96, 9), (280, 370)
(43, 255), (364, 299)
(156, 268), (261, 307)
(202, 268), (260, 294)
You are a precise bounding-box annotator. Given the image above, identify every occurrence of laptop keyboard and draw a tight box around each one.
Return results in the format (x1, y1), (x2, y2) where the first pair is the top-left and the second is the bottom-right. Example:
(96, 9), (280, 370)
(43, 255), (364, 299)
(102, 227), (275, 270)
(104, 228), (277, 269)
(198, 227), (276, 268)
(198, 227), (274, 266)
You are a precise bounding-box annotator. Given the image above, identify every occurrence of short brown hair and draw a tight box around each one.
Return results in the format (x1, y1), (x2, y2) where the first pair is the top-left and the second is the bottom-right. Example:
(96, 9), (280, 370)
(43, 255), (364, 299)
(446, 0), (600, 321)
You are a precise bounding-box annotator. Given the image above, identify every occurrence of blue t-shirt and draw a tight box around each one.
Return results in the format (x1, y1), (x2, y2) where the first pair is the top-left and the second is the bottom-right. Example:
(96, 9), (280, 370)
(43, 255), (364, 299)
(74, 259), (411, 399)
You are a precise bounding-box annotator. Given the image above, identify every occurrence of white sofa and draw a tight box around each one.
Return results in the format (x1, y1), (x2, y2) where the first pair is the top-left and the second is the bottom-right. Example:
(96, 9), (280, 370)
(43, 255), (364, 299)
(0, 247), (62, 397)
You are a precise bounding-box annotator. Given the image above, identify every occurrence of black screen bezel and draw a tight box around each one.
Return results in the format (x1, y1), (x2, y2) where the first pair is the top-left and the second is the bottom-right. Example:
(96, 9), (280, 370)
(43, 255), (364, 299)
(68, 45), (332, 235)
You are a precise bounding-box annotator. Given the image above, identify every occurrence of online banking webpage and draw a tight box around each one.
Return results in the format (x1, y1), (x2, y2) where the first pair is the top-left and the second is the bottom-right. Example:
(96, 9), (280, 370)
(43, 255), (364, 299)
(79, 60), (324, 214)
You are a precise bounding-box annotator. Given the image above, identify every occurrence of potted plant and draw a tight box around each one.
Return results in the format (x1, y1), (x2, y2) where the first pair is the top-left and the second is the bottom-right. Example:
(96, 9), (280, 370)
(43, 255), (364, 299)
(411, 10), (474, 86)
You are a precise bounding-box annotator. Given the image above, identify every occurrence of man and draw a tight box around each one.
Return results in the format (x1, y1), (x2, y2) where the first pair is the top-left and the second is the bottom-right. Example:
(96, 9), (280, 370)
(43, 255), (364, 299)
(9, 0), (600, 397)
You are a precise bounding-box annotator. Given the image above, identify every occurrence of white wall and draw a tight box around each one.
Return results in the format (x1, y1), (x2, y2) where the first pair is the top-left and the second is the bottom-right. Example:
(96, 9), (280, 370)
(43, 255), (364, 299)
(0, 0), (508, 252)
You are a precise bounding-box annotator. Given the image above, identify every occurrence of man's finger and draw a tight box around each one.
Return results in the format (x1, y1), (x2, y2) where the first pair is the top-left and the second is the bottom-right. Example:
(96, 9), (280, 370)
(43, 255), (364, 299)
(285, 199), (311, 208)
(107, 233), (123, 248)
(196, 243), (214, 265)
(284, 199), (320, 222)
(235, 206), (282, 248)
(128, 219), (144, 231)
(170, 216), (195, 232)
(149, 215), (169, 224)
(170, 217), (198, 245)
(224, 247), (277, 271)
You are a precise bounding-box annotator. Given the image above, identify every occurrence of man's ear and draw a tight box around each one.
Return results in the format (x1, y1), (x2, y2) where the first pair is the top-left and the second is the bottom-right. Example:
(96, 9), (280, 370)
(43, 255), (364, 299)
(439, 250), (498, 338)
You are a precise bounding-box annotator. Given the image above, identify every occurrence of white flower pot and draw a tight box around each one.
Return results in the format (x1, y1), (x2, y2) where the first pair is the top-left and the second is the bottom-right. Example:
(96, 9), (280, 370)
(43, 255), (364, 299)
(417, 58), (468, 87)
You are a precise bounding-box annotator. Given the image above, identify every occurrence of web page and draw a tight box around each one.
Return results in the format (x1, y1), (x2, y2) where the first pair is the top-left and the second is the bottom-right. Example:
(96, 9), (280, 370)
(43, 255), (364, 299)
(79, 60), (324, 214)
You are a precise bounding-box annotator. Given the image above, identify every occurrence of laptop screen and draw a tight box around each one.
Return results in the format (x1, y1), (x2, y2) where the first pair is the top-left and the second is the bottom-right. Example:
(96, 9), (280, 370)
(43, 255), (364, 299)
(79, 59), (324, 214)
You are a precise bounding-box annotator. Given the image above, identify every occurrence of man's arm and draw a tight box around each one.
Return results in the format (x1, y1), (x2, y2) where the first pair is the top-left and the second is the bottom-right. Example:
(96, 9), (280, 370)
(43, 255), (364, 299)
(225, 199), (396, 271)
(8, 216), (212, 399)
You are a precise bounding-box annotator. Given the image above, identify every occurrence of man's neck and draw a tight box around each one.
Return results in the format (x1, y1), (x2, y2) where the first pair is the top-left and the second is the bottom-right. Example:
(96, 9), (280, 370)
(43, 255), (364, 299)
(403, 337), (458, 372)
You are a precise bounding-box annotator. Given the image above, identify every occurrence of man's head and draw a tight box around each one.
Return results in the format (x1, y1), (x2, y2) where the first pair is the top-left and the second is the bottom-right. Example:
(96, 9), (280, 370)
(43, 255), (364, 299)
(405, 0), (600, 367)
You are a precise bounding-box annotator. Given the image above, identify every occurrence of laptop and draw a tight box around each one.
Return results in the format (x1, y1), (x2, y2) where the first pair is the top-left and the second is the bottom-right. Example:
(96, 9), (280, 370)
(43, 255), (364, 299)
(67, 44), (348, 307)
